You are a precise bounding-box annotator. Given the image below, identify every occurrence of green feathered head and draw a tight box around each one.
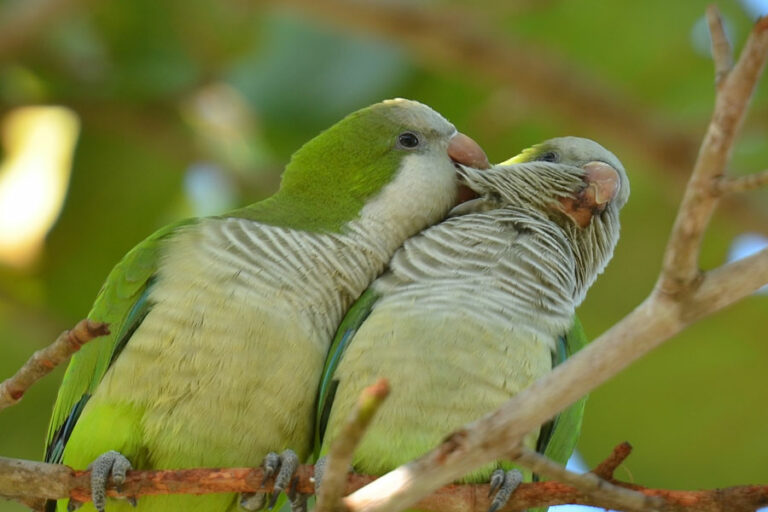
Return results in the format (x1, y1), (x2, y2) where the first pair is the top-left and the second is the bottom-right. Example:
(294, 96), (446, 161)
(235, 99), (488, 234)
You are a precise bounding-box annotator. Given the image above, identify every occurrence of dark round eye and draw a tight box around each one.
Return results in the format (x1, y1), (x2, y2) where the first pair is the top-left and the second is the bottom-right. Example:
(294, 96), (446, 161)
(538, 151), (558, 163)
(397, 132), (420, 149)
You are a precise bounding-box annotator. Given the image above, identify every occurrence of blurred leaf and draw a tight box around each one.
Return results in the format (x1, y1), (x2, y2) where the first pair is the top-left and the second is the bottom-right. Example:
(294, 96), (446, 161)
(227, 13), (409, 155)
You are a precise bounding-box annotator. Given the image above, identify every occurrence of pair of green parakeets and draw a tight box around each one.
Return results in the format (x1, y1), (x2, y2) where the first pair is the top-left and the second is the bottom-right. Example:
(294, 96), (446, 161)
(43, 99), (629, 512)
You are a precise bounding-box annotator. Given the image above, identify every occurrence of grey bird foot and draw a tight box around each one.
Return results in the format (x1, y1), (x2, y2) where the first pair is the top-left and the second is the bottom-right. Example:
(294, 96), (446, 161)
(240, 450), (300, 511)
(83, 450), (134, 512)
(312, 456), (327, 492)
(487, 469), (523, 512)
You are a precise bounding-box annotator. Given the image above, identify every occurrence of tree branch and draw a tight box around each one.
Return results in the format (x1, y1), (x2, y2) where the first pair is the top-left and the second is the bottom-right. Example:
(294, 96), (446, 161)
(591, 441), (634, 480)
(512, 448), (661, 512)
(659, 12), (768, 297)
(706, 5), (733, 89)
(3, 448), (768, 512)
(0, 319), (109, 411)
(316, 379), (390, 512)
(715, 168), (768, 194)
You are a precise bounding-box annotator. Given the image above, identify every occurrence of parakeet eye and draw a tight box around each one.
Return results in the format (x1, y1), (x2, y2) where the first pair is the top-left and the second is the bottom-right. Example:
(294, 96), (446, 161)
(397, 132), (420, 149)
(538, 151), (558, 163)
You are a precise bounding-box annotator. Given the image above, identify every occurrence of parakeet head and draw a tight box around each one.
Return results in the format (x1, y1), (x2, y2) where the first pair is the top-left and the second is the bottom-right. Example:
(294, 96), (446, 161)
(501, 136), (629, 211)
(245, 98), (488, 235)
(455, 136), (629, 303)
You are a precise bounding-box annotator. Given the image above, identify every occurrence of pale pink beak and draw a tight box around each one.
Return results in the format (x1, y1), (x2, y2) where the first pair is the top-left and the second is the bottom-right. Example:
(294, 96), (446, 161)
(448, 132), (490, 170)
(560, 161), (621, 228)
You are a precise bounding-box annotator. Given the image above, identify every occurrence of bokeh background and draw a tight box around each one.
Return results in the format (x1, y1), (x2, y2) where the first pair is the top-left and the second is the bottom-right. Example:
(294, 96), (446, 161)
(1, 0), (767, 510)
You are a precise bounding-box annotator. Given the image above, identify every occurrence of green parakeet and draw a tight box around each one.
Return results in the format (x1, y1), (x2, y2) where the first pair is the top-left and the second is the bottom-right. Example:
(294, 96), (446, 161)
(44, 99), (490, 512)
(315, 137), (629, 511)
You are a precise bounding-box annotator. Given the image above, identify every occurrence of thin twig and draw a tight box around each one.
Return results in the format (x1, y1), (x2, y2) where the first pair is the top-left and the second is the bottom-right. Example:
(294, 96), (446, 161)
(659, 13), (768, 297)
(706, 5), (733, 89)
(514, 448), (661, 512)
(715, 168), (768, 194)
(0, 319), (109, 411)
(591, 442), (633, 480)
(315, 379), (390, 512)
(340, 13), (768, 512)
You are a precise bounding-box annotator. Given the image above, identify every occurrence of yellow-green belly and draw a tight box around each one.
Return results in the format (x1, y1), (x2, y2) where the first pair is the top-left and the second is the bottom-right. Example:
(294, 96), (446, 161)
(323, 304), (553, 483)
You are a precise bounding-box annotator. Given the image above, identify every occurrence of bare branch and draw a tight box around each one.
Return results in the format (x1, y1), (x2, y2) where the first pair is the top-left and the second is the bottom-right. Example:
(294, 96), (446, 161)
(591, 441), (634, 480)
(715, 168), (768, 194)
(513, 448), (662, 512)
(693, 247), (768, 312)
(659, 13), (768, 296)
(0, 457), (73, 510)
(316, 379), (390, 512)
(4, 455), (768, 512)
(0, 319), (109, 411)
(706, 5), (733, 88)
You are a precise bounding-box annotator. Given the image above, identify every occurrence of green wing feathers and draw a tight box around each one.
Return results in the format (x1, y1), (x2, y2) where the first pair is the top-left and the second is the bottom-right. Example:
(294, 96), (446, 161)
(314, 287), (380, 459)
(44, 219), (195, 463)
(539, 314), (588, 465)
(527, 316), (587, 512)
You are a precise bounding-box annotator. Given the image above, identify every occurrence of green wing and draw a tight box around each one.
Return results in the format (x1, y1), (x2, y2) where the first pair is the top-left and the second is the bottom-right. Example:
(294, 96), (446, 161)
(533, 314), (588, 467)
(313, 287), (380, 459)
(44, 219), (196, 463)
(538, 314), (588, 465)
(528, 315), (587, 512)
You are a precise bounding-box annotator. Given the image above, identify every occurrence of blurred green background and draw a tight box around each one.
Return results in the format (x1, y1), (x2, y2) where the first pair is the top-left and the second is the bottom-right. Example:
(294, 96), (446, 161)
(0, 0), (767, 510)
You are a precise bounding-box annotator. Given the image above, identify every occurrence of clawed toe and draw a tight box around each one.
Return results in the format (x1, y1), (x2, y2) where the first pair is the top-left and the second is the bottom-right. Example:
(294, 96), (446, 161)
(487, 468), (522, 512)
(240, 450), (301, 511)
(86, 450), (134, 512)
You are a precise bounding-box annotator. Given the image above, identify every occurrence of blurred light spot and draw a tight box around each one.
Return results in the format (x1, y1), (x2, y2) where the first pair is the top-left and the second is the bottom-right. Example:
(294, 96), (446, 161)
(184, 162), (237, 216)
(727, 233), (768, 295)
(181, 82), (272, 174)
(550, 451), (616, 512)
(690, 14), (735, 58)
(187, 83), (253, 139)
(0, 106), (79, 267)
(739, 0), (768, 17)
